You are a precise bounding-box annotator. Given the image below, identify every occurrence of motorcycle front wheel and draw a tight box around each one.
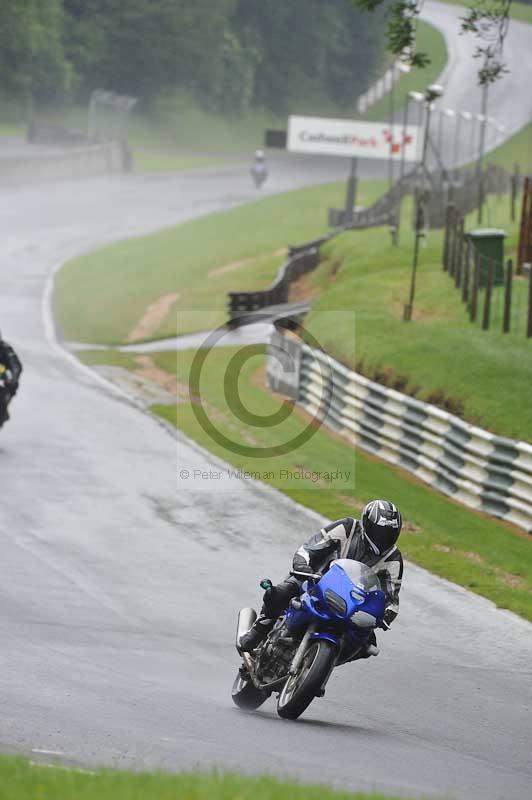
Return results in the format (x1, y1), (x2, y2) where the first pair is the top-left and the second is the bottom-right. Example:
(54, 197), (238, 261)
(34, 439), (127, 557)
(277, 639), (336, 720)
(231, 669), (268, 711)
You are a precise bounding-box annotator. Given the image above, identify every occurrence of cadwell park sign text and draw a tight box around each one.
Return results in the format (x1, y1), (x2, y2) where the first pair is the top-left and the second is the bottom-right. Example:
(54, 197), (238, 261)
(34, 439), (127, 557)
(287, 115), (419, 161)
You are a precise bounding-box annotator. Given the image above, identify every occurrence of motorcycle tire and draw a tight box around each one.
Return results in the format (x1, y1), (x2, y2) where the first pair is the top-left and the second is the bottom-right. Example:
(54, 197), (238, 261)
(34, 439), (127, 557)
(277, 639), (336, 720)
(231, 669), (268, 711)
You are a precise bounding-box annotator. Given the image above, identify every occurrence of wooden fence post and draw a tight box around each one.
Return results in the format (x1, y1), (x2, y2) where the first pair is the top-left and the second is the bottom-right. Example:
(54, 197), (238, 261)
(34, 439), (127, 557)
(526, 260), (532, 339)
(443, 203), (454, 271)
(455, 219), (464, 289)
(449, 212), (458, 278)
(503, 258), (512, 334)
(470, 252), (479, 322)
(511, 164), (519, 222)
(518, 176), (531, 276)
(462, 241), (470, 304)
(482, 258), (493, 331)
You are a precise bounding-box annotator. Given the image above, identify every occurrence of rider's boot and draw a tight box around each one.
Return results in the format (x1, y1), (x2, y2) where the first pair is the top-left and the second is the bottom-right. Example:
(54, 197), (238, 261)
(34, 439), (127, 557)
(239, 616), (274, 652)
(347, 631), (379, 662)
(359, 631), (379, 658)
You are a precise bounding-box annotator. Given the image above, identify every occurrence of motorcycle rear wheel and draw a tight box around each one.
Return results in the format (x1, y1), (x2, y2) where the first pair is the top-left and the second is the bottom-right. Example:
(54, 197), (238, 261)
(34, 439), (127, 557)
(277, 640), (336, 720)
(231, 670), (268, 711)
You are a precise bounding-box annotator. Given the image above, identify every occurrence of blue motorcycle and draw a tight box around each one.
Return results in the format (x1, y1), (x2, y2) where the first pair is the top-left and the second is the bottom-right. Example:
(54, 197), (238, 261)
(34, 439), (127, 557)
(232, 559), (386, 720)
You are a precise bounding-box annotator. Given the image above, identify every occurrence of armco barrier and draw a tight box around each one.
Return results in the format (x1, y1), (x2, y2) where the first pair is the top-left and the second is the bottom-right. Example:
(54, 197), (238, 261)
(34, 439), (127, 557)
(228, 242), (327, 324)
(0, 141), (131, 186)
(268, 333), (532, 533)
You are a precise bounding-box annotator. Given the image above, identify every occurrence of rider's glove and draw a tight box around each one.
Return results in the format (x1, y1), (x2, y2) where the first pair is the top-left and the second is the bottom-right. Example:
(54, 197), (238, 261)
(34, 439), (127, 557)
(293, 562), (313, 575)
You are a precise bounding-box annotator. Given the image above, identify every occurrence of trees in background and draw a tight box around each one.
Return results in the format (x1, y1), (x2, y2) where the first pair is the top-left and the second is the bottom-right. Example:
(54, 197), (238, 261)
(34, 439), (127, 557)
(0, 0), (385, 115)
(0, 0), (72, 105)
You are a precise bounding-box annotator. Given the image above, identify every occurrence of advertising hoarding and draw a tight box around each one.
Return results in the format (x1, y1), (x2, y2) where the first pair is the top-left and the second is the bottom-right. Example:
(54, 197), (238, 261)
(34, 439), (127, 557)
(288, 115), (420, 161)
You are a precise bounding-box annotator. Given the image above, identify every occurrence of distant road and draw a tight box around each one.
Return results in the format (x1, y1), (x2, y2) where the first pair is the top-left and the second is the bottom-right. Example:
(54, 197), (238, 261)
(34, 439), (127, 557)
(421, 1), (532, 163)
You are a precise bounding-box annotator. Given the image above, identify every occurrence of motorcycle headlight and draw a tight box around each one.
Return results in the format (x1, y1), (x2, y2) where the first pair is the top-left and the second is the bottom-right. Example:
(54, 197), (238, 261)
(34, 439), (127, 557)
(350, 610), (377, 628)
(324, 589), (347, 616)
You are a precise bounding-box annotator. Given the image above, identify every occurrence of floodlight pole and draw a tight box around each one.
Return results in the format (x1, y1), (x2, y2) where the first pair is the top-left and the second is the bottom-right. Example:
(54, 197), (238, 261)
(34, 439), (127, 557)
(404, 85), (443, 322)
(399, 94), (411, 184)
(476, 80), (489, 223)
(388, 66), (396, 192)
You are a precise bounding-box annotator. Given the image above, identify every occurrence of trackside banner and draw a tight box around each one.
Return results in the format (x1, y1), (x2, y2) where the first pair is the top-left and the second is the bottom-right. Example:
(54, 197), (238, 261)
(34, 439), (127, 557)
(287, 115), (420, 161)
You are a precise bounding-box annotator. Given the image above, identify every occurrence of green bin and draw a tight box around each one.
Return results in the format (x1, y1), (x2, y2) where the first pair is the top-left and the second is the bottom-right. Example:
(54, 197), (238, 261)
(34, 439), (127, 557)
(465, 228), (506, 287)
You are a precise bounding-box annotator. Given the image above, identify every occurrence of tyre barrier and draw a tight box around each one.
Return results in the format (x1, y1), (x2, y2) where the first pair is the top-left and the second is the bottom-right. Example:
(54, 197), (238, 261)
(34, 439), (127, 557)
(268, 334), (532, 533)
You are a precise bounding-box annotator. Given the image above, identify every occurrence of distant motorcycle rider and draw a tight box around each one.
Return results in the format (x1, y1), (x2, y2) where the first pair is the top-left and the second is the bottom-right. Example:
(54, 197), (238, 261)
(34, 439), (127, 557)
(240, 500), (403, 658)
(0, 333), (22, 425)
(251, 149), (268, 188)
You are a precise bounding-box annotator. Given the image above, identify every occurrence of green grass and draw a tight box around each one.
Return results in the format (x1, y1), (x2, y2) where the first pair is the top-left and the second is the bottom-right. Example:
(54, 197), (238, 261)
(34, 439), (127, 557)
(0, 756), (409, 800)
(54, 180), (386, 345)
(56, 173), (532, 441)
(487, 121), (532, 172)
(110, 344), (532, 621)
(439, 0), (532, 26)
(0, 122), (24, 137)
(303, 192), (532, 441)
(363, 21), (448, 122)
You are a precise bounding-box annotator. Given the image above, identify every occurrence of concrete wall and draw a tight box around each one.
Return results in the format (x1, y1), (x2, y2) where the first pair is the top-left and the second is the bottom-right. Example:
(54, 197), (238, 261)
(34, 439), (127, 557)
(0, 141), (131, 186)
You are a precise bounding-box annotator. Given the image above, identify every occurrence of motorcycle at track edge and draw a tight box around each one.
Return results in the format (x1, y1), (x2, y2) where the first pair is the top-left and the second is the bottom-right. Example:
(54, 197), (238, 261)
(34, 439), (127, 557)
(0, 365), (13, 429)
(232, 559), (386, 720)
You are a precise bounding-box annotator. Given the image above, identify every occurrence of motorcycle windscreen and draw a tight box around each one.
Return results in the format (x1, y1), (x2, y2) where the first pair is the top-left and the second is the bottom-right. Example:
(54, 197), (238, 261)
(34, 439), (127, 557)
(329, 559), (381, 593)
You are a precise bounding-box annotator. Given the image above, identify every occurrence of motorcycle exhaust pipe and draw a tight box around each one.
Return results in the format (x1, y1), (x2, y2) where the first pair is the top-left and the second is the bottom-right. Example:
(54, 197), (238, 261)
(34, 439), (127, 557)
(236, 607), (257, 654)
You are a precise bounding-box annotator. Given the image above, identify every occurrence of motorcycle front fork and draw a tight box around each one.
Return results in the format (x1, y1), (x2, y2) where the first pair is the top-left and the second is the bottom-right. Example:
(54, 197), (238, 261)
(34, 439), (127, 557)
(288, 624), (317, 675)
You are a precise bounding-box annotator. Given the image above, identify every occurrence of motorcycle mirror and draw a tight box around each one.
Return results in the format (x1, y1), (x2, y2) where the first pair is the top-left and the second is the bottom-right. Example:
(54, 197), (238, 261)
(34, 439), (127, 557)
(260, 579), (273, 590)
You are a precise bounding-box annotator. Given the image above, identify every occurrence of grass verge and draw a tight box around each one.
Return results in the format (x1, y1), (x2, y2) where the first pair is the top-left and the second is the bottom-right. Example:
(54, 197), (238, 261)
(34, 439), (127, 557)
(56, 171), (532, 440)
(0, 756), (408, 800)
(438, 0), (532, 26)
(54, 180), (385, 345)
(303, 192), (532, 441)
(487, 121), (532, 173)
(79, 344), (532, 622)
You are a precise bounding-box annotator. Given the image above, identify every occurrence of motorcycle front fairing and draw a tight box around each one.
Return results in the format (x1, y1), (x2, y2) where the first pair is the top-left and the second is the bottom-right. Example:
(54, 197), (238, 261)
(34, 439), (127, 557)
(284, 559), (386, 650)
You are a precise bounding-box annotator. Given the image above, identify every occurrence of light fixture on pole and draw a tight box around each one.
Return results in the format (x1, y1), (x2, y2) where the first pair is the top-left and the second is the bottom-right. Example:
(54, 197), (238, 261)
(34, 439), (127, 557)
(404, 83), (443, 322)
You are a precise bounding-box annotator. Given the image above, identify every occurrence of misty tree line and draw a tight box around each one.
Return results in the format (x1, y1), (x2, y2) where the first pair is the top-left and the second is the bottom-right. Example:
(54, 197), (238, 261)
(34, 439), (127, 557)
(0, 0), (386, 114)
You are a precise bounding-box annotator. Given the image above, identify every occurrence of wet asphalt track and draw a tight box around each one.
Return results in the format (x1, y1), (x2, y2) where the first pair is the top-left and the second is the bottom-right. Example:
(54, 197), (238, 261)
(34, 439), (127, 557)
(1, 4), (532, 797)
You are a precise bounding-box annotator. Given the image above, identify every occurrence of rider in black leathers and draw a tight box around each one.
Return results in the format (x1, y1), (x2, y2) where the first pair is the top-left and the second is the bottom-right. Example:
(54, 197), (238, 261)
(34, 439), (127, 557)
(239, 500), (404, 658)
(0, 335), (22, 426)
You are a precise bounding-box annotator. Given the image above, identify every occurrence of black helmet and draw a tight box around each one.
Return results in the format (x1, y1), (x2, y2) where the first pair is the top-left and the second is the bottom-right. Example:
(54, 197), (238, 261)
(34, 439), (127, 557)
(361, 500), (402, 557)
